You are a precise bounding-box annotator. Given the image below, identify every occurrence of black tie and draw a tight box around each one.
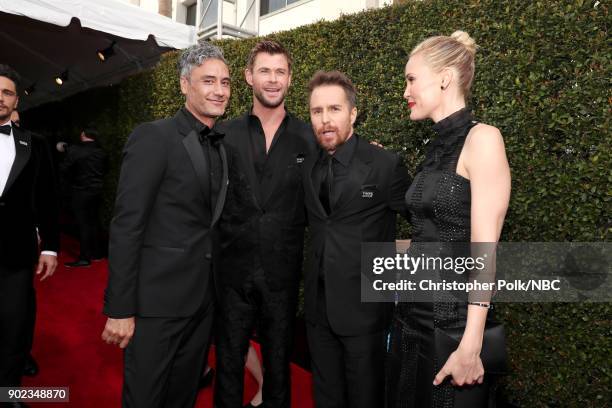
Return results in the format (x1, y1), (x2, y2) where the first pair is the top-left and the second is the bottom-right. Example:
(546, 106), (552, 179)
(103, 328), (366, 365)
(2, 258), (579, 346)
(0, 125), (11, 135)
(319, 155), (334, 214)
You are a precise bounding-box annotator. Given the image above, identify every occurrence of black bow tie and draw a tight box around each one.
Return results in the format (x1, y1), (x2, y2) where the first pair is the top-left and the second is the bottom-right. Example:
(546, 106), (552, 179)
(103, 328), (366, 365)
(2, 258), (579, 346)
(198, 129), (224, 146)
(0, 124), (11, 135)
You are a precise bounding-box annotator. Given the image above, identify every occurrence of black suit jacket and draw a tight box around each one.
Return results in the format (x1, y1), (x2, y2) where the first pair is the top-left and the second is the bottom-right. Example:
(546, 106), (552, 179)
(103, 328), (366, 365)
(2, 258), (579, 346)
(303, 135), (410, 336)
(0, 126), (59, 269)
(103, 110), (228, 318)
(217, 112), (316, 290)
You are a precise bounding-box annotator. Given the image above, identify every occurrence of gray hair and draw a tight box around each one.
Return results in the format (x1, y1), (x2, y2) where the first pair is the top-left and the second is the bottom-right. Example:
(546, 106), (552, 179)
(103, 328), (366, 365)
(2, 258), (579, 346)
(178, 42), (227, 78)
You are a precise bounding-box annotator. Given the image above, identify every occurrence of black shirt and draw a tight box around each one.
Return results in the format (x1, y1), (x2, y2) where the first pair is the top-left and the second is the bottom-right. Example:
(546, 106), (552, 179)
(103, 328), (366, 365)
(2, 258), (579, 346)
(247, 109), (291, 199)
(180, 107), (223, 212)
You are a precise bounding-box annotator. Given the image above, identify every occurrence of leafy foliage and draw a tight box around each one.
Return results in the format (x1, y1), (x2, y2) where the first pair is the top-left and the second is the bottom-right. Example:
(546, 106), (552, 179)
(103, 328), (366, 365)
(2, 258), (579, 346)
(27, 1), (610, 405)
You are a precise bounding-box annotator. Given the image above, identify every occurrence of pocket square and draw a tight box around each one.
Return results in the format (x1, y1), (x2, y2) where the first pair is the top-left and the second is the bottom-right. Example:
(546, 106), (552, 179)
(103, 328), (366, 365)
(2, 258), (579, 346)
(362, 191), (374, 198)
(361, 184), (377, 198)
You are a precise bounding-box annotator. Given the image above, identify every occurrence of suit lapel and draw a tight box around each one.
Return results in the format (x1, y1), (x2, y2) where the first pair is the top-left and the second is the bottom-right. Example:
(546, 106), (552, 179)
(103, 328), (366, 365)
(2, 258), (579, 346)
(4, 127), (32, 195)
(235, 114), (263, 208)
(182, 130), (211, 207)
(333, 137), (372, 213)
(211, 143), (229, 226)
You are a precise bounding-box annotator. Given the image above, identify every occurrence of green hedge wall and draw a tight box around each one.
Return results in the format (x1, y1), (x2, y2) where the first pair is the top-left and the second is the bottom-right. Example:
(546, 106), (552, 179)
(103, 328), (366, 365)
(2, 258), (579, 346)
(26, 0), (610, 405)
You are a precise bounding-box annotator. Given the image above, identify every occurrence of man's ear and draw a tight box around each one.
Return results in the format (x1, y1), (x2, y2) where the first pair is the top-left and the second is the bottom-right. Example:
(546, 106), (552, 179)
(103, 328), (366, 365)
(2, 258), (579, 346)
(350, 106), (358, 125)
(245, 68), (253, 86)
(179, 76), (189, 95)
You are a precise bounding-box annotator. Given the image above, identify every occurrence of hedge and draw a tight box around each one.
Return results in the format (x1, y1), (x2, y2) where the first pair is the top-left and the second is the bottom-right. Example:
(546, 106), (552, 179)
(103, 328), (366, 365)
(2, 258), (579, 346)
(24, 0), (610, 406)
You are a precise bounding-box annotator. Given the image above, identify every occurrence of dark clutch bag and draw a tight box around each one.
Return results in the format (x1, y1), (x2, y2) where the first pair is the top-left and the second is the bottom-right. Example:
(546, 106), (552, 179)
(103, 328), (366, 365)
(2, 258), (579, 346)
(435, 321), (508, 375)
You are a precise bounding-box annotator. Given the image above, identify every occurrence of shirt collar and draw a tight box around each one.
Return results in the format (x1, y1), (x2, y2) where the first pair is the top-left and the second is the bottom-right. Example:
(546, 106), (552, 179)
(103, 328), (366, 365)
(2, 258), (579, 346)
(181, 106), (212, 135)
(332, 133), (357, 167)
(248, 107), (290, 125)
(319, 133), (357, 167)
(431, 107), (474, 139)
(1, 119), (12, 127)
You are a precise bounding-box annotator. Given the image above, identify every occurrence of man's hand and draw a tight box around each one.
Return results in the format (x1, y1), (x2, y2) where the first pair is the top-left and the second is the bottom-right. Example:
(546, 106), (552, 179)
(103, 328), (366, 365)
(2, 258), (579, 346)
(36, 254), (57, 281)
(101, 317), (135, 349)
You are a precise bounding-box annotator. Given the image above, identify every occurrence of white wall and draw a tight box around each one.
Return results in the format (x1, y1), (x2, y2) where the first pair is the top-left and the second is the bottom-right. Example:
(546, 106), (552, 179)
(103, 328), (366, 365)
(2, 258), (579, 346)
(258, 0), (393, 36)
(259, 0), (321, 36)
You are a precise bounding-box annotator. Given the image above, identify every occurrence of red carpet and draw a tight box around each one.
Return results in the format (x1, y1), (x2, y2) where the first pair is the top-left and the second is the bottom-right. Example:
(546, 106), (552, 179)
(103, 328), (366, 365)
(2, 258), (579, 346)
(23, 236), (314, 407)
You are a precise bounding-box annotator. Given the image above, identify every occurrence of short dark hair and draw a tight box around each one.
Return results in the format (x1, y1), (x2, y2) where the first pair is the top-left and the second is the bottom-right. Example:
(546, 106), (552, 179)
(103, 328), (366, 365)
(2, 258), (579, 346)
(0, 64), (21, 93)
(246, 40), (293, 72)
(307, 70), (357, 108)
(83, 127), (100, 140)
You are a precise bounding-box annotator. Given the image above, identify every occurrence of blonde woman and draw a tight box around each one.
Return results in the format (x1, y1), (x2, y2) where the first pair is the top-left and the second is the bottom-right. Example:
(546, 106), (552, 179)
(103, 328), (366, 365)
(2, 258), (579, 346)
(386, 31), (510, 407)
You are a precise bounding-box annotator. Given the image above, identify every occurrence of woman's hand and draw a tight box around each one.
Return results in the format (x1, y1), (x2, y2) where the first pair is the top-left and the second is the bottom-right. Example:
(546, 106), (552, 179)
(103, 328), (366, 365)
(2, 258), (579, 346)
(433, 342), (484, 387)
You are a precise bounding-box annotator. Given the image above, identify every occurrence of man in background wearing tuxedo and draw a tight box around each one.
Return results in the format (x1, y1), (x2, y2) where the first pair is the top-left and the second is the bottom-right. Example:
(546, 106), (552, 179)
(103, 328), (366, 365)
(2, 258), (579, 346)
(214, 40), (315, 408)
(60, 126), (108, 268)
(0, 65), (59, 397)
(101, 42), (230, 408)
(302, 71), (410, 408)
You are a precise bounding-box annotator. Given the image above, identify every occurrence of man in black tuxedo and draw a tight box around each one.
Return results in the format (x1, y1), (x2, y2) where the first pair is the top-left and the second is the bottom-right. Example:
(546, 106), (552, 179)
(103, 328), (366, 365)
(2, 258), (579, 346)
(303, 71), (410, 407)
(0, 65), (59, 392)
(101, 42), (231, 408)
(214, 40), (315, 408)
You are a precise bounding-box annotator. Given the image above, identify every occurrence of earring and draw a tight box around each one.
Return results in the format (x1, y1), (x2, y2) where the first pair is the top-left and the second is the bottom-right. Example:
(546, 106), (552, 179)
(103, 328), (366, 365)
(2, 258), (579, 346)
(441, 84), (446, 90)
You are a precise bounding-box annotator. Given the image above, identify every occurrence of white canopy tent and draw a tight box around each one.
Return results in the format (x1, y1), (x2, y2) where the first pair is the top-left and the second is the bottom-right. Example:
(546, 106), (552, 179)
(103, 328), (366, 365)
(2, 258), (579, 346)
(0, 0), (197, 110)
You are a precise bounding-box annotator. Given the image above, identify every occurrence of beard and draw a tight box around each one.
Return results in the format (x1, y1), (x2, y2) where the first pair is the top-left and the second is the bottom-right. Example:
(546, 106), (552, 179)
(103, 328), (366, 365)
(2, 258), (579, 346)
(253, 87), (286, 109)
(315, 126), (352, 153)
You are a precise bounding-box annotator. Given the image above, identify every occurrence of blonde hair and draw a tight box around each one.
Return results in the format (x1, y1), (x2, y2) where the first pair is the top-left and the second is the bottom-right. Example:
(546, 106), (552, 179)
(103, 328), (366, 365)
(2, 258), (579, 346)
(411, 31), (477, 97)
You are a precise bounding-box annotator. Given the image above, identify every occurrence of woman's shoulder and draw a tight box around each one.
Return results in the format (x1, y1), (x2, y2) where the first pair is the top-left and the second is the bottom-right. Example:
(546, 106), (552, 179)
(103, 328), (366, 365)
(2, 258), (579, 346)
(465, 123), (505, 152)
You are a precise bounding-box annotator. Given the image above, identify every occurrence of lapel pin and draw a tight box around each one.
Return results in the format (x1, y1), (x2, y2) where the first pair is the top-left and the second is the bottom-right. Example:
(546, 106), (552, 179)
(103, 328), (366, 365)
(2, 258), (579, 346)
(296, 153), (305, 164)
(19, 141), (28, 146)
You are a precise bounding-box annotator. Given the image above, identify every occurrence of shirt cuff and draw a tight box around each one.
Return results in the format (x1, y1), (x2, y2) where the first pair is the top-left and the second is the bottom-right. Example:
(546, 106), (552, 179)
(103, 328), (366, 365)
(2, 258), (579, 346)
(40, 251), (58, 257)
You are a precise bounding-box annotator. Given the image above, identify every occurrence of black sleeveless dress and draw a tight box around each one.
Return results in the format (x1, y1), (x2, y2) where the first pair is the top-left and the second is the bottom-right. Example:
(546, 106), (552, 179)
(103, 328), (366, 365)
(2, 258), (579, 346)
(385, 108), (497, 408)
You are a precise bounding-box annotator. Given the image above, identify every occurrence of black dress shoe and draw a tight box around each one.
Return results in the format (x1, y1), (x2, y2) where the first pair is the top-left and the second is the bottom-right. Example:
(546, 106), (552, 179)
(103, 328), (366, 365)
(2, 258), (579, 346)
(23, 354), (39, 377)
(64, 259), (91, 268)
(198, 367), (215, 389)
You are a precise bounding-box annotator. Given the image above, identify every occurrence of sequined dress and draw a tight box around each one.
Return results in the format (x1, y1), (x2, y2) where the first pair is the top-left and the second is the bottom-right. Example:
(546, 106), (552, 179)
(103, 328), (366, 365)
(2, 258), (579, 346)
(385, 108), (496, 408)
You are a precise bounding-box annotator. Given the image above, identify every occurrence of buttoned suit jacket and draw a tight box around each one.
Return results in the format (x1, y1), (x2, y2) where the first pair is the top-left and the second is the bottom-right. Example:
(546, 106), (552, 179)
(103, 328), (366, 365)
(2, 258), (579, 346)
(302, 135), (411, 336)
(103, 110), (229, 318)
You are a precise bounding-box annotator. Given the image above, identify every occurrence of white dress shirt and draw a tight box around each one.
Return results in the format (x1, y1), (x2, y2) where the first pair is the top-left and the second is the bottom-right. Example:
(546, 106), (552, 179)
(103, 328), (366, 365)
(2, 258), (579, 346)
(0, 119), (56, 257)
(0, 119), (15, 196)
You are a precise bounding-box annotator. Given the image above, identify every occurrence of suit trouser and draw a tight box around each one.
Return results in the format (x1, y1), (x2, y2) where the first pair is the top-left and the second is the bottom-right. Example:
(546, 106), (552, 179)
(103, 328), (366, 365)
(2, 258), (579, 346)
(306, 320), (386, 408)
(0, 266), (32, 387)
(214, 268), (297, 408)
(71, 191), (101, 261)
(122, 297), (214, 408)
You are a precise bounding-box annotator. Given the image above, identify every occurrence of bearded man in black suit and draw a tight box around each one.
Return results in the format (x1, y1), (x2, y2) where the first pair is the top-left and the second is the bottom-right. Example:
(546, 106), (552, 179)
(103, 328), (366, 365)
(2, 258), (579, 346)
(302, 71), (411, 408)
(101, 42), (231, 408)
(0, 65), (59, 395)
